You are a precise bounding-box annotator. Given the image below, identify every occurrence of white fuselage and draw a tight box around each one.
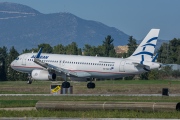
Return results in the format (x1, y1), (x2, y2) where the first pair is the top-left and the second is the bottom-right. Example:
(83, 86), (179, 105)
(11, 53), (160, 79)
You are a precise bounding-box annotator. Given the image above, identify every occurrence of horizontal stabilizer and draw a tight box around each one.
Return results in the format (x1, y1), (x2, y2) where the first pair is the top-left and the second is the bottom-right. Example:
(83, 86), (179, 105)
(132, 62), (150, 71)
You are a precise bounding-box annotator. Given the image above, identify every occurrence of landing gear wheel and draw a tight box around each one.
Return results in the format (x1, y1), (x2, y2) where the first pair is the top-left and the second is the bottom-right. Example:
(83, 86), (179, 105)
(92, 83), (95, 88)
(62, 82), (70, 88)
(27, 73), (32, 84)
(87, 82), (95, 89)
(27, 80), (32, 84)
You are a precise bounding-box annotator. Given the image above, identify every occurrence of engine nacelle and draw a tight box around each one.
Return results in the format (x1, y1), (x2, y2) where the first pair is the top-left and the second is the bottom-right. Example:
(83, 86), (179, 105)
(31, 69), (56, 80)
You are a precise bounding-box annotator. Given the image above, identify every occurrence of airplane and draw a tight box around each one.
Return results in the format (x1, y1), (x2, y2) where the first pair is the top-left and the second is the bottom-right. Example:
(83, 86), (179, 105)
(10, 29), (161, 89)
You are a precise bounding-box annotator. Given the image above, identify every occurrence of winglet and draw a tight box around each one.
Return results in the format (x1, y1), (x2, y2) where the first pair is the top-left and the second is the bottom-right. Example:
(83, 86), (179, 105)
(36, 48), (43, 58)
(152, 53), (159, 62)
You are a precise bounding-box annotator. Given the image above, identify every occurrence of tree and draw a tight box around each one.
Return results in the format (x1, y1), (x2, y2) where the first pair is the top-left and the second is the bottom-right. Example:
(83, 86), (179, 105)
(158, 65), (172, 79)
(140, 72), (149, 80)
(38, 43), (53, 53)
(177, 46), (180, 64)
(78, 48), (82, 55)
(97, 45), (105, 56)
(7, 46), (19, 81)
(22, 48), (37, 53)
(169, 38), (180, 64)
(65, 42), (78, 55)
(157, 43), (169, 63)
(127, 36), (137, 57)
(53, 44), (66, 54)
(148, 69), (159, 80)
(172, 70), (180, 78)
(83, 44), (98, 56)
(157, 38), (180, 64)
(102, 35), (116, 57)
(0, 46), (8, 81)
(83, 44), (92, 56)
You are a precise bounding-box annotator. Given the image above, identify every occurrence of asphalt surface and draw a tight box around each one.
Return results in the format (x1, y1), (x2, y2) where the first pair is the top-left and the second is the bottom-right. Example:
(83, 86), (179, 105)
(0, 94), (180, 96)
(0, 118), (179, 120)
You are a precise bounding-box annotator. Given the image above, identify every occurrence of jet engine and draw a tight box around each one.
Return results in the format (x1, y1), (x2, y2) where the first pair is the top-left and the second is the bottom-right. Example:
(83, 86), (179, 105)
(31, 69), (56, 80)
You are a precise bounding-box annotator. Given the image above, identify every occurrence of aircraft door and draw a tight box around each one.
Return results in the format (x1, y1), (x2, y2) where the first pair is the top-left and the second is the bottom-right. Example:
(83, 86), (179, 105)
(22, 55), (28, 65)
(119, 61), (126, 72)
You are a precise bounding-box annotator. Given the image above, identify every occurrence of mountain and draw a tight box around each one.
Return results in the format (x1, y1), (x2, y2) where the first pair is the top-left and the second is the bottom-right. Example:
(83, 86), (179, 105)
(0, 2), (130, 52)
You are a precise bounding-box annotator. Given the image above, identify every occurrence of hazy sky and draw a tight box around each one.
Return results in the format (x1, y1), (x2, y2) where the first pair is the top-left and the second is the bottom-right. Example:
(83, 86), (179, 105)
(1, 0), (180, 40)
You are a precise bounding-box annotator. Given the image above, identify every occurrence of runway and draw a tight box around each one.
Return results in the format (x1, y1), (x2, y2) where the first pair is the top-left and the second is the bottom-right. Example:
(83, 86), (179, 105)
(0, 94), (180, 96)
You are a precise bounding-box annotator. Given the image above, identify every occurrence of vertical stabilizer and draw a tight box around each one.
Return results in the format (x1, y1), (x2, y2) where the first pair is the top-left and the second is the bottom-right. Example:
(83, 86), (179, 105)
(127, 29), (160, 63)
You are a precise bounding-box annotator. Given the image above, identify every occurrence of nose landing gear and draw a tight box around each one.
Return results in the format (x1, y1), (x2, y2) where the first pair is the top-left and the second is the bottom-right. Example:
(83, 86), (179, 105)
(61, 74), (71, 88)
(27, 74), (32, 84)
(62, 81), (70, 88)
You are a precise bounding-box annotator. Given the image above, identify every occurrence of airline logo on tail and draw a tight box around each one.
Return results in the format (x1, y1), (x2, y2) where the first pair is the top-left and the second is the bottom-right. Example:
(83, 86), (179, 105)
(133, 37), (157, 56)
(133, 37), (158, 64)
(127, 29), (160, 63)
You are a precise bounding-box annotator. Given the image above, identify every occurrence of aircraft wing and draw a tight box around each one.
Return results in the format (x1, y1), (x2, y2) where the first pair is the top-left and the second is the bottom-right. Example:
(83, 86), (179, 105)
(33, 48), (91, 78)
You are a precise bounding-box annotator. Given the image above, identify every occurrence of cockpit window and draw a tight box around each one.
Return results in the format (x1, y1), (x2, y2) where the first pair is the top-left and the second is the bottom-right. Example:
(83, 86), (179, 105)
(15, 57), (19, 60)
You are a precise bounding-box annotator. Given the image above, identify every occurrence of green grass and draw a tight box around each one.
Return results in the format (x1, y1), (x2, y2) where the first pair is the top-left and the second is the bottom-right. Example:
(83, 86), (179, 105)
(1, 79), (180, 85)
(0, 100), (37, 108)
(0, 80), (180, 94)
(0, 80), (180, 118)
(96, 79), (180, 84)
(0, 110), (180, 118)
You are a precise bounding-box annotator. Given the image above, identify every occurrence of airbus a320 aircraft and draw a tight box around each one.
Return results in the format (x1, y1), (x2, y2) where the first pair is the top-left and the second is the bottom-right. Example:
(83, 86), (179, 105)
(11, 29), (161, 89)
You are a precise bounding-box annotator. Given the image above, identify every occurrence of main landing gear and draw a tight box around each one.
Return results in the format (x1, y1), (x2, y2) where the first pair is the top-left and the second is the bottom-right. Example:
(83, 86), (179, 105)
(87, 78), (95, 89)
(87, 82), (95, 89)
(62, 81), (95, 89)
(61, 75), (95, 89)
(27, 74), (32, 84)
(62, 81), (70, 88)
(61, 74), (70, 88)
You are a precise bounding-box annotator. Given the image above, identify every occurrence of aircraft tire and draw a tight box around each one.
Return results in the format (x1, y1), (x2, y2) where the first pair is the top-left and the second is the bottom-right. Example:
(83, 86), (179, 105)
(66, 82), (70, 88)
(62, 82), (70, 88)
(92, 83), (95, 88)
(87, 82), (95, 89)
(87, 82), (91, 89)
(27, 80), (32, 84)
